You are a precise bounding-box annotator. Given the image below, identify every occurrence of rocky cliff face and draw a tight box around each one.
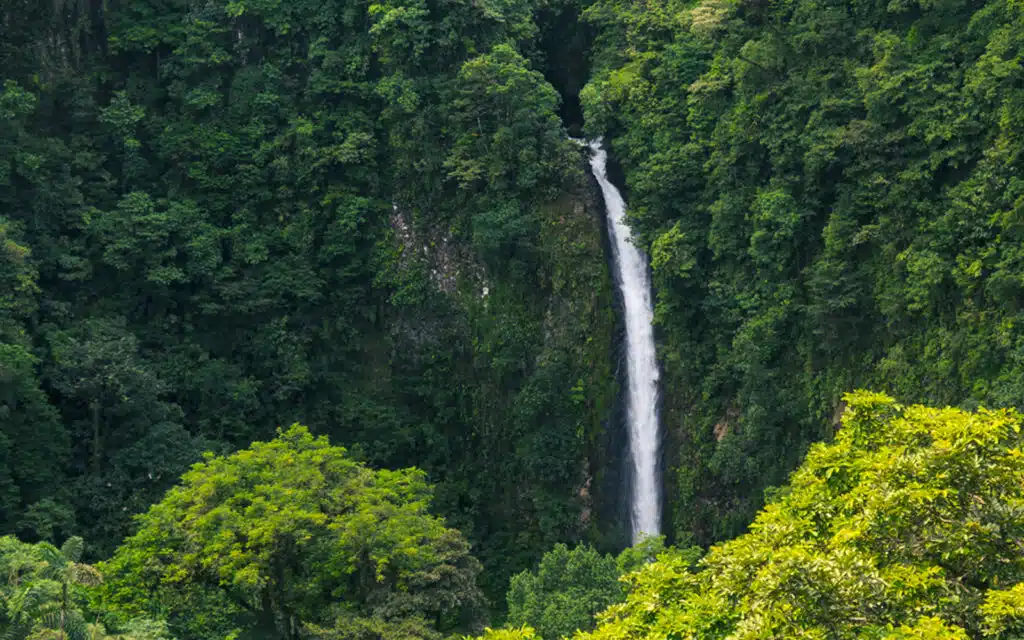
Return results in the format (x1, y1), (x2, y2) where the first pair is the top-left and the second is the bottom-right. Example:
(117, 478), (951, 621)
(376, 147), (622, 598)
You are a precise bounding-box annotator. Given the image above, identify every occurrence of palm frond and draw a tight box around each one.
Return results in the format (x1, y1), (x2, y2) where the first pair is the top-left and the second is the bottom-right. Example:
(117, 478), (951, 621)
(59, 539), (84, 565)
(36, 608), (92, 640)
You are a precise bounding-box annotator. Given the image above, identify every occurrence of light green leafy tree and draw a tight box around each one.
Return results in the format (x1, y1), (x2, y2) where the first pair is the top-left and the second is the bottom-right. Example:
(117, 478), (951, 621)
(468, 627), (538, 640)
(101, 425), (485, 640)
(575, 391), (1024, 638)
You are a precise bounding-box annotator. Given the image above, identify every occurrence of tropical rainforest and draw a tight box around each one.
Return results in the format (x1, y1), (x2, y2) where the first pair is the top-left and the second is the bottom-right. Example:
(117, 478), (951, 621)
(1, 0), (1023, 637)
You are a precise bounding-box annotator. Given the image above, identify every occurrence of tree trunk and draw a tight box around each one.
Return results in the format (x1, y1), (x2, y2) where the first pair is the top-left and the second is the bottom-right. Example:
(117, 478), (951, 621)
(90, 400), (101, 472)
(60, 580), (68, 639)
(259, 588), (291, 640)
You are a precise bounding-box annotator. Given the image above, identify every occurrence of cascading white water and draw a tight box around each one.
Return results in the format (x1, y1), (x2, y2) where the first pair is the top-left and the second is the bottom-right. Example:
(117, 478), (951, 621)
(587, 139), (661, 543)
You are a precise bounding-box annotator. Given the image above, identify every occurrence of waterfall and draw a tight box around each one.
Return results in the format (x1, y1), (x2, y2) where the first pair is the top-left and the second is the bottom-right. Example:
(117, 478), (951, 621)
(587, 139), (662, 543)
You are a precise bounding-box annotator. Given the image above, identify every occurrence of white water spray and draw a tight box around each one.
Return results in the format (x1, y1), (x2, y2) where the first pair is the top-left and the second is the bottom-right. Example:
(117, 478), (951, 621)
(587, 140), (661, 543)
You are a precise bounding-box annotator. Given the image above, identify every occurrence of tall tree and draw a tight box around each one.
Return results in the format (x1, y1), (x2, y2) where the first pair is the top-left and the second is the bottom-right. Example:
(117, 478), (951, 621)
(101, 425), (485, 640)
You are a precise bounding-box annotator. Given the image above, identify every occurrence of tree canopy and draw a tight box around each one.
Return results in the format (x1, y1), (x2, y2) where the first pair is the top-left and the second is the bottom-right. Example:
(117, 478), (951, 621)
(101, 425), (485, 640)
(0, 535), (169, 640)
(574, 391), (1024, 638)
(505, 537), (666, 640)
(5, 0), (1024, 634)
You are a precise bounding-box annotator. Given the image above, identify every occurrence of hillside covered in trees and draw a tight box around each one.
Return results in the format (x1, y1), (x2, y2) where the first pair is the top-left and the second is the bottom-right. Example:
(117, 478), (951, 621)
(2, 0), (1024, 636)
(584, 0), (1024, 544)
(0, 0), (620, 602)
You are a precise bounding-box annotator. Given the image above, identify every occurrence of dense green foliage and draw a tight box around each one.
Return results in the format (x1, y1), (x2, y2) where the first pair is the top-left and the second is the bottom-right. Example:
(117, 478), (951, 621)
(0, 0), (616, 602)
(0, 536), (168, 639)
(505, 537), (664, 639)
(507, 543), (621, 640)
(572, 391), (1024, 638)
(101, 426), (482, 639)
(583, 0), (1024, 544)
(6, 0), (1024, 634)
